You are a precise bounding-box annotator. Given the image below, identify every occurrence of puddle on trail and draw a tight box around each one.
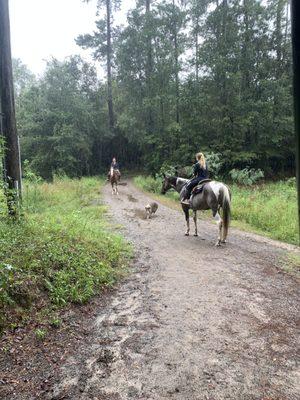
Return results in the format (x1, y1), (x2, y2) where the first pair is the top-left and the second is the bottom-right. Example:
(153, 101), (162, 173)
(127, 207), (158, 221)
(132, 208), (147, 220)
(127, 194), (138, 203)
(125, 207), (148, 220)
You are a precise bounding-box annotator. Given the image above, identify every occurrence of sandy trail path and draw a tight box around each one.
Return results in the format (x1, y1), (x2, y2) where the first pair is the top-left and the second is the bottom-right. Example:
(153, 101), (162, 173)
(49, 180), (299, 400)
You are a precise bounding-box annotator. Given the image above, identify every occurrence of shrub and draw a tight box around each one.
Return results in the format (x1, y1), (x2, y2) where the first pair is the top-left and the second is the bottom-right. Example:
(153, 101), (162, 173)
(205, 152), (223, 179)
(23, 159), (42, 184)
(0, 177), (131, 332)
(156, 162), (177, 179)
(229, 167), (264, 185)
(134, 175), (161, 194)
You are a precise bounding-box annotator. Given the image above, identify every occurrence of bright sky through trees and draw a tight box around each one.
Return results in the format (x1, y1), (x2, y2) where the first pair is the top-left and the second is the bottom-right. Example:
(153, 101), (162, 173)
(9, 0), (135, 76)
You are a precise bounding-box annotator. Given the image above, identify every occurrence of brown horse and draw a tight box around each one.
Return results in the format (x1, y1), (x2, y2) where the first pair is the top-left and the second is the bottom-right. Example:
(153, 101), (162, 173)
(110, 168), (120, 195)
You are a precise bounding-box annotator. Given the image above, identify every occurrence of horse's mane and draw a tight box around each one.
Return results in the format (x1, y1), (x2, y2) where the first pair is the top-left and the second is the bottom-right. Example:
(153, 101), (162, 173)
(175, 176), (188, 184)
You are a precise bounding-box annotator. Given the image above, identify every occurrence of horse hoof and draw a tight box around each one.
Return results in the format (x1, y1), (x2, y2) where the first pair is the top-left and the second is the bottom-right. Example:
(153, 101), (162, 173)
(185, 233), (189, 236)
(221, 240), (226, 244)
(194, 233), (198, 237)
(215, 241), (221, 247)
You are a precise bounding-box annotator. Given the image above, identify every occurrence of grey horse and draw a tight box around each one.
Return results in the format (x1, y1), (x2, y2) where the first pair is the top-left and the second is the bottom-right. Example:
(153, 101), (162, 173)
(161, 175), (231, 246)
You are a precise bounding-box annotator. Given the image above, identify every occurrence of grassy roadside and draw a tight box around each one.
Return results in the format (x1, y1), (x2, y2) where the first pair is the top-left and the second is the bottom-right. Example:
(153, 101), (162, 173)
(133, 175), (299, 246)
(0, 177), (131, 333)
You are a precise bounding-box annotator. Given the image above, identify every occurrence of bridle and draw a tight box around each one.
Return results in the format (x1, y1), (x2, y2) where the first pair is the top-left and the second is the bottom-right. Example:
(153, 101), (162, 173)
(165, 178), (178, 191)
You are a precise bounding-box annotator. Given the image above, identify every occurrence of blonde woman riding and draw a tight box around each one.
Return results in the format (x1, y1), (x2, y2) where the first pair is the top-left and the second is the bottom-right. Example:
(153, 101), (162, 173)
(181, 152), (208, 205)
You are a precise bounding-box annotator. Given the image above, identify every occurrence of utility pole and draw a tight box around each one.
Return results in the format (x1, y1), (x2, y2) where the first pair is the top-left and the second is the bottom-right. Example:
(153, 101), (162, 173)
(145, 0), (154, 135)
(0, 0), (22, 215)
(291, 0), (300, 239)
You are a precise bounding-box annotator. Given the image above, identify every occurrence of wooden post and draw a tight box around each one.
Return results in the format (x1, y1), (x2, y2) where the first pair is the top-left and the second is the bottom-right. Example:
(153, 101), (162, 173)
(291, 0), (300, 239)
(106, 0), (114, 132)
(0, 0), (22, 215)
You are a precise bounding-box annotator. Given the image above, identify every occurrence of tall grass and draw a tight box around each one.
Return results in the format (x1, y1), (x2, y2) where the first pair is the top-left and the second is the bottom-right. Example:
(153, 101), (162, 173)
(230, 181), (298, 244)
(134, 175), (298, 245)
(0, 177), (131, 332)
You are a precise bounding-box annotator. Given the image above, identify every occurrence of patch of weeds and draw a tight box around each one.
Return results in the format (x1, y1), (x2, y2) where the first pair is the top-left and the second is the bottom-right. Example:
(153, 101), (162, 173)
(35, 328), (47, 340)
(280, 252), (300, 277)
(49, 317), (61, 328)
(0, 177), (131, 333)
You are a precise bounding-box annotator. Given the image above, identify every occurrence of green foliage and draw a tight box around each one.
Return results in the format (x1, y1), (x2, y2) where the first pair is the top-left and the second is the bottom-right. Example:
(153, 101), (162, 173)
(0, 138), (6, 218)
(156, 162), (178, 179)
(0, 177), (131, 332)
(49, 316), (61, 328)
(35, 328), (47, 340)
(14, 0), (294, 178)
(12, 58), (35, 97)
(205, 152), (223, 179)
(280, 252), (300, 276)
(134, 175), (179, 202)
(23, 160), (42, 183)
(134, 175), (162, 194)
(231, 181), (298, 244)
(229, 168), (264, 185)
(134, 175), (298, 245)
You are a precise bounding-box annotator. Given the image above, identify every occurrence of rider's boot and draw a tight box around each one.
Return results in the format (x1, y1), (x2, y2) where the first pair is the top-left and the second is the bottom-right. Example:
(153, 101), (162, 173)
(181, 197), (190, 205)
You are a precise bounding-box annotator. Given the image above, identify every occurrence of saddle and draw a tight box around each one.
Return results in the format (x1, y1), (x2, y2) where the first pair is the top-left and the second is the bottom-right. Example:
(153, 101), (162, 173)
(191, 179), (212, 195)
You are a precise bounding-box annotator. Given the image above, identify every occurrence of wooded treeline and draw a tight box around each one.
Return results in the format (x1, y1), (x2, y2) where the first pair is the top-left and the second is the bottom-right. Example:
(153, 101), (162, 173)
(14, 0), (294, 179)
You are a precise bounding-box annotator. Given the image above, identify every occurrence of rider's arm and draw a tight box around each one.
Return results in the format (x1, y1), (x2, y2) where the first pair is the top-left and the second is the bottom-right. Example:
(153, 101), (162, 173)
(193, 163), (200, 177)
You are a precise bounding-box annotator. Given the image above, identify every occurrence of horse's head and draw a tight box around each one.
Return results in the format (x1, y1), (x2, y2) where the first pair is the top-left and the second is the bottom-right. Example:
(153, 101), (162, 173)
(161, 174), (177, 194)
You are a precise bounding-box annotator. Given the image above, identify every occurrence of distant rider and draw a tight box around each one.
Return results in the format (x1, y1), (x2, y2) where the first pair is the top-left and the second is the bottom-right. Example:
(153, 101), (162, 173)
(107, 157), (121, 180)
(181, 152), (208, 205)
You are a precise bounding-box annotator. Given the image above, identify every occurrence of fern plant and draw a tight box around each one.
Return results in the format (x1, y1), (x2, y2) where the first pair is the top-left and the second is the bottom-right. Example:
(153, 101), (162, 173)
(229, 168), (264, 185)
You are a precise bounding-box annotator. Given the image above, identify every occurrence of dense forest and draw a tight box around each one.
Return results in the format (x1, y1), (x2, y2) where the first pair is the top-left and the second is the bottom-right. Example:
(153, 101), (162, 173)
(14, 0), (294, 179)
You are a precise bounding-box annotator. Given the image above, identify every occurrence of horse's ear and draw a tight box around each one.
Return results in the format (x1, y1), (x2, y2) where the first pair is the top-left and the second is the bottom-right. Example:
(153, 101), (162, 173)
(174, 166), (179, 177)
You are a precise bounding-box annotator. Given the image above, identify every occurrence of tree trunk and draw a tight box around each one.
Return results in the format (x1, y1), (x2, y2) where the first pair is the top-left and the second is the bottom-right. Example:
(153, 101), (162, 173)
(172, 0), (180, 124)
(242, 0), (251, 148)
(106, 0), (114, 132)
(242, 0), (250, 91)
(0, 0), (22, 215)
(291, 0), (300, 237)
(195, 14), (199, 83)
(273, 1), (285, 121)
(275, 0), (286, 80)
(145, 0), (154, 134)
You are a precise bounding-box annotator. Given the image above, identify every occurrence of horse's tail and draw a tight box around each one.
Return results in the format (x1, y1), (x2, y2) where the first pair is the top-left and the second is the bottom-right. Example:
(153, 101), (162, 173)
(222, 185), (231, 239)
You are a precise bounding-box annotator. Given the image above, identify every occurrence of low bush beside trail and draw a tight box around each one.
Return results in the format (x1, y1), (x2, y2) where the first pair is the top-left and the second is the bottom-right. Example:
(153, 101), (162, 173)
(0, 177), (131, 333)
(133, 176), (298, 245)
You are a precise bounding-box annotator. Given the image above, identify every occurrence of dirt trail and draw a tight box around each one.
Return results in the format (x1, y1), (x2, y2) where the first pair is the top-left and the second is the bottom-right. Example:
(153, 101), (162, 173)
(49, 181), (299, 400)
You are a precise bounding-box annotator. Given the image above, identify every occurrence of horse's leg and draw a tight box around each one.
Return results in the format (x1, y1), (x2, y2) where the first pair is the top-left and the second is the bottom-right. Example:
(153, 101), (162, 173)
(221, 207), (228, 243)
(193, 210), (198, 236)
(116, 182), (119, 195)
(213, 209), (223, 246)
(183, 205), (190, 236)
(221, 223), (227, 243)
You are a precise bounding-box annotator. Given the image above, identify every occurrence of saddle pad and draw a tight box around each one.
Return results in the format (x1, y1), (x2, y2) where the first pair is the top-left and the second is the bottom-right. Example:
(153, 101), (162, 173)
(192, 179), (212, 195)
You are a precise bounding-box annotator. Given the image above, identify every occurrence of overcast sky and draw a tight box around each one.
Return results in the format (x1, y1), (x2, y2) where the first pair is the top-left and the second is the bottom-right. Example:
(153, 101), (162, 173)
(9, 0), (135, 77)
